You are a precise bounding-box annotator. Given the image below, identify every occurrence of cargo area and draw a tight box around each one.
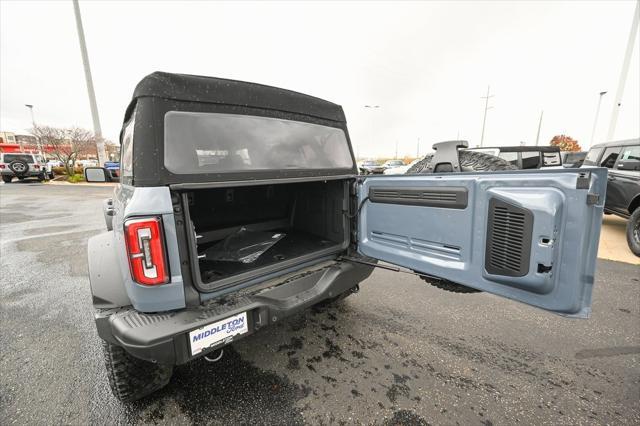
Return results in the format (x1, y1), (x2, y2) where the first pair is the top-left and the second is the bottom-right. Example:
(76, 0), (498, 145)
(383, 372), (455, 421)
(186, 180), (350, 287)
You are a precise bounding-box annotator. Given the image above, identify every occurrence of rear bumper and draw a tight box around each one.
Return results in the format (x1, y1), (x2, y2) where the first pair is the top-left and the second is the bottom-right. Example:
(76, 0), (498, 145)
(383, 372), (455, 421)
(95, 260), (374, 365)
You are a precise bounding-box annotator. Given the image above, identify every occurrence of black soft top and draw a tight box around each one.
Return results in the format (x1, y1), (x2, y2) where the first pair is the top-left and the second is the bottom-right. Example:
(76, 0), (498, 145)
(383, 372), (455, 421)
(129, 72), (346, 123)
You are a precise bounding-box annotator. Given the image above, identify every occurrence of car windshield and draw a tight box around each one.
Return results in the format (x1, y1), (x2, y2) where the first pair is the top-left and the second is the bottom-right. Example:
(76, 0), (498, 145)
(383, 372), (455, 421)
(582, 147), (603, 166)
(2, 154), (34, 163)
(164, 112), (354, 174)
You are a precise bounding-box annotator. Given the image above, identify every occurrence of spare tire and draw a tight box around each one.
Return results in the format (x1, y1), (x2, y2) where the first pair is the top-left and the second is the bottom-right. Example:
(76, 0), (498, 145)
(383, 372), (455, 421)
(407, 150), (518, 174)
(407, 150), (518, 293)
(8, 159), (29, 176)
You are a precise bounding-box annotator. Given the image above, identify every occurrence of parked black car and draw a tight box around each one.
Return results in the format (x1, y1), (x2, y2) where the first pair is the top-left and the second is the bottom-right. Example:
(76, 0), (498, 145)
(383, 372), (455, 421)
(582, 138), (640, 255)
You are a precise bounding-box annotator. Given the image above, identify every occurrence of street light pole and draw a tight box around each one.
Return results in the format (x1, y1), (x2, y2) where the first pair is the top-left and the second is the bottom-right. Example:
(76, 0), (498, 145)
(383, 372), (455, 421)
(535, 110), (544, 146)
(72, 0), (107, 165)
(606, 0), (639, 141)
(590, 91), (607, 146)
(25, 104), (42, 155)
(479, 85), (494, 147)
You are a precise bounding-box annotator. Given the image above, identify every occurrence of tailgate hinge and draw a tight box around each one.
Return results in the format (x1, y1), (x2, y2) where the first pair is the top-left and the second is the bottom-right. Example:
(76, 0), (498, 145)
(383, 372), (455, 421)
(586, 193), (599, 205)
(576, 171), (591, 189)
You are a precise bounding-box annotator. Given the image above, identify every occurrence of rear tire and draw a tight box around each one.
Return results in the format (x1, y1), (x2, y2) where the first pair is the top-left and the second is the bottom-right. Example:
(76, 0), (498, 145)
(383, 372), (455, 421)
(101, 340), (173, 402)
(2, 176), (12, 183)
(408, 150), (517, 293)
(626, 208), (640, 257)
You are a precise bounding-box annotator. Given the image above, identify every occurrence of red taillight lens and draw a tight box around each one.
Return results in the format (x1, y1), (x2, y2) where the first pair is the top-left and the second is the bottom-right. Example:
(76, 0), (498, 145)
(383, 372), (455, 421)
(124, 217), (169, 286)
(0, 164), (5, 169)
(34, 165), (40, 169)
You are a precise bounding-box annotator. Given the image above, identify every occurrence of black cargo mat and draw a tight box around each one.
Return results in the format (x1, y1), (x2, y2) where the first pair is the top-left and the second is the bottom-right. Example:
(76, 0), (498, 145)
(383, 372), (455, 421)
(198, 230), (339, 283)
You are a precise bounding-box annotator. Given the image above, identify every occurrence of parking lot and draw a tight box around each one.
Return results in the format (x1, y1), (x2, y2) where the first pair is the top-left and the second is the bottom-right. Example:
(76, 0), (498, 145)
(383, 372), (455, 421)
(1, 183), (639, 425)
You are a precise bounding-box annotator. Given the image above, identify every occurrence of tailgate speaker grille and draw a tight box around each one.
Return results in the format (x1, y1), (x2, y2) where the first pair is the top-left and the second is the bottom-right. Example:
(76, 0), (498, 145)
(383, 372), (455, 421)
(485, 198), (533, 277)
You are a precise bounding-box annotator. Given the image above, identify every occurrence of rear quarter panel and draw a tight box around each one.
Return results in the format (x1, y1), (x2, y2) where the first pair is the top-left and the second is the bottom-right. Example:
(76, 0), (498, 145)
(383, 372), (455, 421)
(112, 184), (186, 312)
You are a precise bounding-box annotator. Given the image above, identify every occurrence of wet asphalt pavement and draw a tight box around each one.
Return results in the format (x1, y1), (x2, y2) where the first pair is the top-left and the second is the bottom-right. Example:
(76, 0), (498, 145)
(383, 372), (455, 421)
(1, 183), (639, 425)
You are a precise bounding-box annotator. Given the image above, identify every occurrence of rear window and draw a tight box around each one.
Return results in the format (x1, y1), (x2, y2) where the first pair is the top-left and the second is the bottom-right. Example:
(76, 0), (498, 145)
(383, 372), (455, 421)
(164, 112), (354, 174)
(2, 154), (34, 163)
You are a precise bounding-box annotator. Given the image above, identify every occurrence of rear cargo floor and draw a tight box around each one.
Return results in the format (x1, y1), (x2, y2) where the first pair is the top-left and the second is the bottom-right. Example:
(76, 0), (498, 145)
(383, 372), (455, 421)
(198, 230), (339, 283)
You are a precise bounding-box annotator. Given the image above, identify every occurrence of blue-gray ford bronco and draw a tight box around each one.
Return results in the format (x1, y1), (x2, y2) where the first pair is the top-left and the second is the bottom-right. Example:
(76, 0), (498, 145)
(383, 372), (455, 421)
(86, 72), (606, 402)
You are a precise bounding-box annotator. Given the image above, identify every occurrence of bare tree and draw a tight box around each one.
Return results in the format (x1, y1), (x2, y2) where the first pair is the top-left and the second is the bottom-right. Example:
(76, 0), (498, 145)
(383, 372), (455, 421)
(31, 125), (97, 176)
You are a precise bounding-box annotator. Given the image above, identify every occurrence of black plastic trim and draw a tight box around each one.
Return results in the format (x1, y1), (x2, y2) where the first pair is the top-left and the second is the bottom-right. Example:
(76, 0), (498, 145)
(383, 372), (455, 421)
(368, 186), (468, 209)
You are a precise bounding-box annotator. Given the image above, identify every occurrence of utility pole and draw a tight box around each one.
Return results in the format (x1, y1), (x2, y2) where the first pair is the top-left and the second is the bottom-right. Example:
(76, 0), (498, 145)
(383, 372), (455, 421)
(480, 85), (494, 147)
(394, 140), (398, 159)
(25, 104), (42, 154)
(590, 91), (607, 146)
(535, 110), (544, 146)
(416, 137), (420, 158)
(606, 0), (639, 142)
(73, 0), (107, 165)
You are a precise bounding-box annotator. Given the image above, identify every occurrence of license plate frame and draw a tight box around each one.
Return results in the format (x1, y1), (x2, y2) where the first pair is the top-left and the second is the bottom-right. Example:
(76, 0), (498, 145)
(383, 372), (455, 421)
(188, 311), (249, 356)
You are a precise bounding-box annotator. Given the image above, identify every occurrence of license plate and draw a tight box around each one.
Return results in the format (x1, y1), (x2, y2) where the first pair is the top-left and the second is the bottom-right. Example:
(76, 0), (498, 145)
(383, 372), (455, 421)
(189, 311), (249, 356)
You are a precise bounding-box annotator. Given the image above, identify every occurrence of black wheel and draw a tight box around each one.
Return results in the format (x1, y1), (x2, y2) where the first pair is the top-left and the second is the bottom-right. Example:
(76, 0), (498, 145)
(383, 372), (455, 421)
(49, 172), (55, 179)
(408, 150), (517, 294)
(2, 176), (12, 183)
(37, 172), (46, 182)
(626, 208), (640, 257)
(101, 340), (173, 402)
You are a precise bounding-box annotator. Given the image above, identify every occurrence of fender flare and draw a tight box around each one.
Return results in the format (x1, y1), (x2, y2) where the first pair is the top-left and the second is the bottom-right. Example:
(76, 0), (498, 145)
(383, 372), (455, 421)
(88, 231), (131, 308)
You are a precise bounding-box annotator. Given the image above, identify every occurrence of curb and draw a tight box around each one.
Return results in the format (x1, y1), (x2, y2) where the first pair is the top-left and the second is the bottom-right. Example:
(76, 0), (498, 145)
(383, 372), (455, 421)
(46, 180), (116, 187)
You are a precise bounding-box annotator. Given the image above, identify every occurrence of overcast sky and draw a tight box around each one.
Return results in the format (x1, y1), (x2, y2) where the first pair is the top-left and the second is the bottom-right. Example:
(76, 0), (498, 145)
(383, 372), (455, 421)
(1, 0), (638, 158)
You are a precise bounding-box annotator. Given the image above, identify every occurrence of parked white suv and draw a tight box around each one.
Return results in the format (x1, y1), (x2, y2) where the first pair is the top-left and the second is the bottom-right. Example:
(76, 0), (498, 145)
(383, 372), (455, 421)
(0, 152), (52, 183)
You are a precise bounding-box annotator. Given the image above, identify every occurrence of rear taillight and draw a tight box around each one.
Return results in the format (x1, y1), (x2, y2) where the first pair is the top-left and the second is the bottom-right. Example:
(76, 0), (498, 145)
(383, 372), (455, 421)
(34, 165), (40, 169)
(0, 164), (5, 169)
(124, 217), (169, 286)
